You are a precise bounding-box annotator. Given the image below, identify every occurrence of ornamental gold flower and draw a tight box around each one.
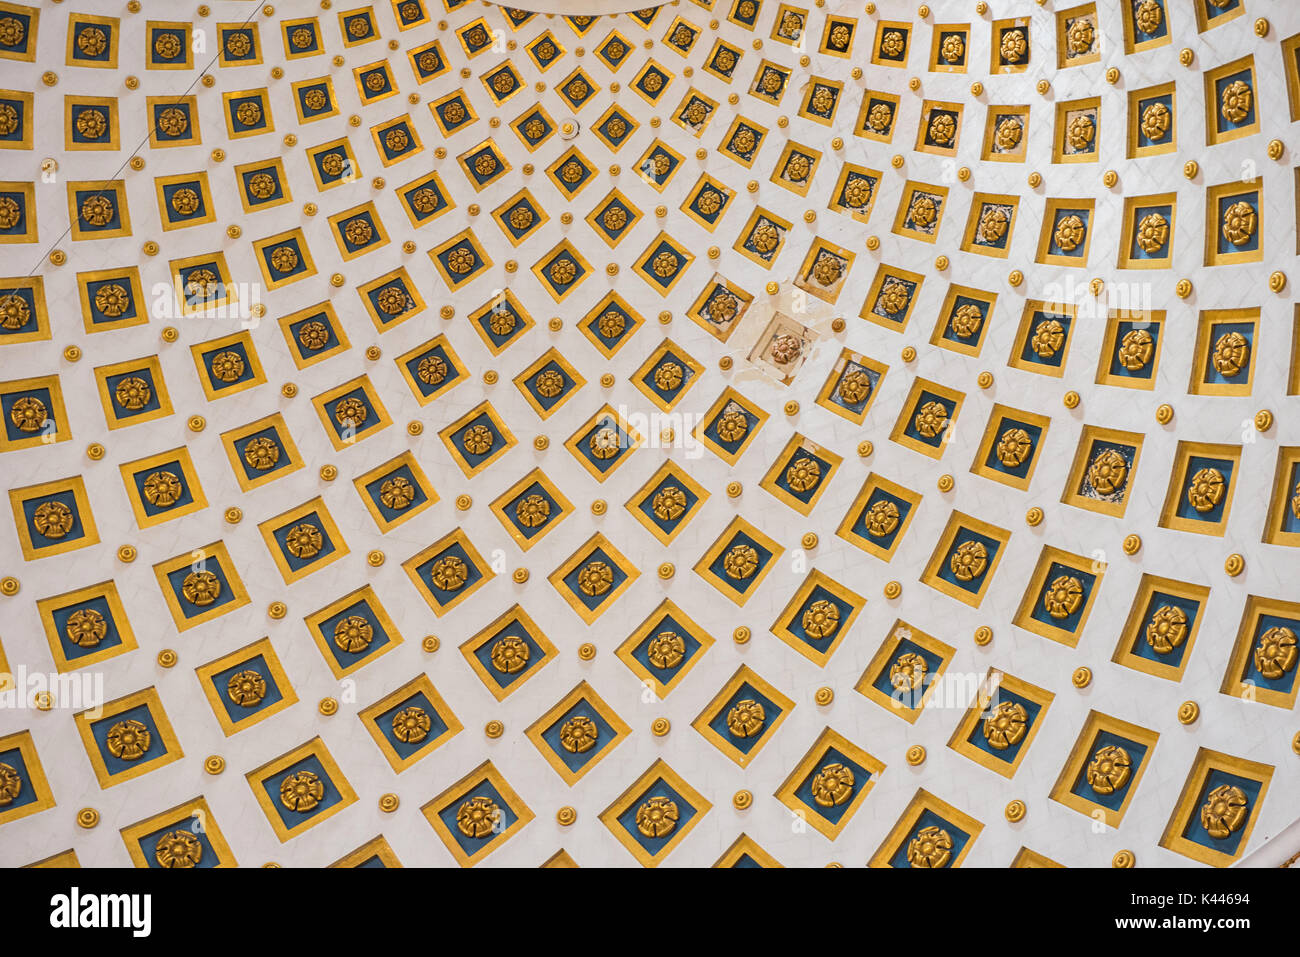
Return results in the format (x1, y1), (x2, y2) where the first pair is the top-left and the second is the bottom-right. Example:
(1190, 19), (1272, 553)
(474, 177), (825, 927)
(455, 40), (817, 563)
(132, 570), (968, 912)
(143, 470), (182, 507)
(431, 555), (469, 591)
(1254, 626), (1297, 680)
(979, 206), (1009, 244)
(890, 652), (928, 692)
(1031, 318), (1066, 357)
(1067, 115), (1095, 151)
(333, 615), (374, 653)
(559, 715), (599, 753)
(334, 397), (368, 428)
(94, 283), (130, 317)
(576, 560), (613, 597)
(907, 826), (953, 868)
(928, 112), (956, 145)
(33, 501), (73, 538)
(515, 494), (551, 529)
(652, 486), (687, 521)
(785, 456), (822, 494)
(380, 476), (416, 509)
(115, 375), (152, 411)
(243, 436), (281, 470)
(878, 280), (910, 315)
(284, 523), (323, 559)
(1053, 215), (1087, 252)
(1186, 467), (1225, 513)
(489, 311), (516, 336)
(490, 636), (530, 674)
(0, 196), (20, 230)
(1221, 201), (1259, 252)
(601, 206), (626, 231)
(653, 361), (683, 391)
(950, 303), (983, 338)
(864, 499), (900, 537)
(843, 177), (873, 209)
(343, 217), (373, 246)
(707, 292), (738, 323)
(1043, 575), (1084, 619)
(635, 795), (679, 838)
(181, 570), (221, 606)
(1220, 79), (1252, 125)
(224, 32), (251, 57)
(75, 108), (106, 139)
(589, 426), (621, 459)
(598, 310), (625, 338)
(652, 251), (680, 278)
(716, 409), (749, 442)
(995, 428), (1033, 468)
(1088, 448), (1129, 495)
(1135, 212), (1169, 254)
(549, 258), (577, 285)
(227, 669), (266, 707)
(940, 33), (964, 63)
(999, 28), (1027, 63)
(80, 194), (115, 227)
(726, 699), (766, 737)
(462, 424), (494, 455)
(279, 771), (325, 813)
(783, 153), (811, 182)
(809, 762), (855, 807)
(77, 26), (107, 57)
(235, 100), (263, 126)
(1141, 102), (1170, 141)
(646, 631), (686, 669)
(0, 16), (26, 47)
(880, 30), (905, 58)
(995, 117), (1023, 151)
(983, 700), (1028, 749)
(801, 599), (840, 638)
(106, 719), (151, 760)
(1135, 0), (1163, 34)
(1145, 604), (1188, 654)
(534, 369), (565, 398)
(269, 245), (299, 274)
(812, 253), (842, 285)
(1067, 17), (1094, 54)
(1200, 784), (1248, 840)
(867, 102), (893, 131)
(210, 350), (245, 383)
(0, 293), (30, 330)
(392, 706), (432, 744)
(66, 608), (107, 648)
(837, 369), (871, 404)
(303, 89), (327, 111)
(154, 831), (202, 868)
(1117, 329), (1154, 370)
(473, 153), (497, 177)
(723, 544), (759, 580)
(908, 194), (937, 228)
(809, 85), (835, 114)
(9, 395), (47, 433)
(949, 540), (988, 582)
(751, 221), (780, 253)
(1211, 331), (1249, 377)
(829, 24), (851, 50)
(913, 400), (949, 439)
(1086, 745), (1132, 795)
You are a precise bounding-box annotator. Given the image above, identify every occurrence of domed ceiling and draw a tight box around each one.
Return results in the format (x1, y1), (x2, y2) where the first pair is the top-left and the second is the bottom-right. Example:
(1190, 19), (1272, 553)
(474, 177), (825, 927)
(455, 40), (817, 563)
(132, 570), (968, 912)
(0, 0), (1297, 869)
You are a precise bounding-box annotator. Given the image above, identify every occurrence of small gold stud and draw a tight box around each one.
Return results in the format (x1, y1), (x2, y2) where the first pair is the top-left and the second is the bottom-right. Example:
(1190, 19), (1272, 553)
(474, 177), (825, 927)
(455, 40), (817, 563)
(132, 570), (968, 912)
(1123, 534), (1142, 556)
(1155, 404), (1174, 425)
(1072, 667), (1092, 688)
(906, 745), (926, 766)
(974, 626), (993, 646)
(651, 717), (670, 737)
(116, 545), (136, 563)
(726, 481), (742, 497)
(591, 499), (607, 515)
(884, 580), (902, 599)
(1178, 701), (1199, 725)
(1063, 391), (1080, 409)
(658, 562), (674, 579)
(1026, 507), (1043, 526)
(319, 465), (337, 481)
(814, 687), (834, 706)
(456, 494), (472, 510)
(367, 550), (385, 567)
(857, 441), (874, 457)
(77, 808), (100, 829)
(485, 720), (504, 739)
(937, 474), (954, 492)
(557, 806), (577, 825)
(379, 794), (400, 813)
(733, 626), (751, 644)
(732, 790), (752, 810)
(205, 756), (225, 775)
(1224, 553), (1245, 577)
(1112, 849), (1135, 869)
(0, 577), (19, 596)
(578, 642), (596, 660)
(422, 635), (440, 653)
(801, 532), (818, 549)
(319, 697), (339, 716)
(1005, 800), (1026, 823)
(1254, 410), (1273, 432)
(268, 601), (287, 620)
(157, 649), (178, 668)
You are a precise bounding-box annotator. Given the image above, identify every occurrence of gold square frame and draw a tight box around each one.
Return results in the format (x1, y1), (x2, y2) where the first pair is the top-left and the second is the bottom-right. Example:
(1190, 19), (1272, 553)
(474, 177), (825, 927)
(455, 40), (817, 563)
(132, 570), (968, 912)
(946, 668), (1054, 779)
(855, 619), (956, 724)
(246, 738), (357, 843)
(919, 511), (1011, 609)
(121, 797), (236, 868)
(615, 599), (715, 699)
(195, 636), (297, 737)
(1158, 749), (1272, 867)
(869, 788), (984, 868)
(151, 540), (250, 632)
(257, 496), (349, 585)
(1112, 573), (1211, 682)
(1049, 710), (1160, 829)
(74, 686), (183, 788)
(1011, 545), (1106, 647)
(524, 680), (631, 785)
(774, 727), (885, 840)
(358, 673), (463, 773)
(769, 568), (864, 666)
(599, 759), (711, 868)
(8, 475), (99, 560)
(691, 664), (794, 768)
(37, 579), (137, 673)
(696, 516), (785, 608)
(422, 760), (535, 867)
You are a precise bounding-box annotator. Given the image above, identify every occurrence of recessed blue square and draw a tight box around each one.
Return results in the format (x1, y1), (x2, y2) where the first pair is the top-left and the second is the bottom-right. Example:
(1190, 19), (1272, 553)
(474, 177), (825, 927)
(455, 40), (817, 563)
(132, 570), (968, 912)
(413, 541), (484, 609)
(902, 391), (954, 447)
(630, 613), (703, 684)
(211, 653), (284, 725)
(410, 40), (445, 78)
(88, 703), (167, 777)
(709, 530), (773, 597)
(227, 94), (269, 134)
(0, 284), (38, 338)
(235, 426), (291, 481)
(104, 367), (161, 418)
(220, 28), (257, 61)
(472, 619), (546, 691)
(72, 187), (123, 232)
(1, 386), (54, 441)
(1019, 309), (1074, 369)
(615, 778), (698, 855)
(20, 488), (87, 548)
(502, 480), (563, 541)
(259, 752), (344, 830)
(1216, 191), (1259, 255)
(539, 698), (619, 773)
(1131, 0), (1169, 41)
(270, 510), (337, 573)
(1175, 455), (1235, 524)
(0, 745), (38, 812)
(436, 777), (518, 856)
(985, 417), (1043, 480)
(707, 682), (783, 757)
(71, 21), (114, 62)
(317, 598), (393, 670)
(151, 101), (194, 143)
(403, 343), (459, 397)
(636, 67), (671, 103)
(561, 547), (628, 611)
(1181, 768), (1261, 857)
(1030, 562), (1098, 634)
(888, 809), (971, 868)
(51, 594), (125, 662)
(792, 746), (871, 824)
(0, 9), (34, 56)
(965, 686), (1041, 765)
(1068, 729), (1150, 811)
(363, 462), (429, 523)
(937, 526), (1002, 594)
(451, 410), (505, 468)
(850, 487), (912, 552)
(575, 414), (632, 473)
(373, 690), (451, 762)
(297, 82), (334, 117)
(872, 637), (944, 710)
(165, 557), (236, 619)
